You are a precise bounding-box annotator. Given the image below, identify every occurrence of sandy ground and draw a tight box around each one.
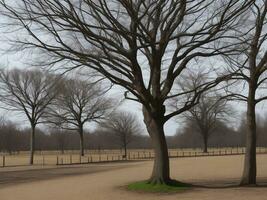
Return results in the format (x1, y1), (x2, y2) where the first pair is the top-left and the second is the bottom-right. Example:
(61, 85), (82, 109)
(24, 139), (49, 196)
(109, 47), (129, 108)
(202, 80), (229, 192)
(0, 155), (267, 200)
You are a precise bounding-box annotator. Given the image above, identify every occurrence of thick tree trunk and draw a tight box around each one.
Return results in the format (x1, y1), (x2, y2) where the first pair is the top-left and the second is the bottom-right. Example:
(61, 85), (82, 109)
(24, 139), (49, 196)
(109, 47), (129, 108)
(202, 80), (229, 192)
(78, 127), (84, 156)
(29, 125), (35, 165)
(240, 86), (257, 186)
(143, 106), (171, 185)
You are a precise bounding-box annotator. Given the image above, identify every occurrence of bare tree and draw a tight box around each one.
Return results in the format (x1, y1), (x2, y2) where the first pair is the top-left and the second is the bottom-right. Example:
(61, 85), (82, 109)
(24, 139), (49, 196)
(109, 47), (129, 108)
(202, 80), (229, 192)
(0, 69), (60, 164)
(221, 1), (267, 185)
(0, 0), (253, 184)
(184, 94), (232, 153)
(172, 70), (233, 152)
(45, 77), (112, 156)
(101, 111), (142, 158)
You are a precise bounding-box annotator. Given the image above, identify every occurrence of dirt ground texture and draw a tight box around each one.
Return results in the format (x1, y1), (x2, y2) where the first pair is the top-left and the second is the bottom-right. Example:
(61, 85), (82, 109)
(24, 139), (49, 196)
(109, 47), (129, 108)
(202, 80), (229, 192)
(0, 155), (267, 200)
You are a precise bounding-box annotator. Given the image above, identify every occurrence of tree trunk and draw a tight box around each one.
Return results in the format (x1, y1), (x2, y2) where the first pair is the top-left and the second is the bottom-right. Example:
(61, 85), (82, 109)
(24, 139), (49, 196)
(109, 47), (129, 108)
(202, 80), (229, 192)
(123, 144), (127, 160)
(29, 125), (35, 165)
(203, 134), (208, 153)
(78, 126), (84, 156)
(143, 106), (171, 185)
(240, 85), (257, 186)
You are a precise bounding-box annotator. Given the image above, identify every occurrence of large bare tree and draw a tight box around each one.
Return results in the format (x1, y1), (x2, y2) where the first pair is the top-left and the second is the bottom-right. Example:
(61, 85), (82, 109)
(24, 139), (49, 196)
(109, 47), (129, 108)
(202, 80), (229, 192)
(101, 111), (142, 158)
(0, 0), (253, 184)
(222, 1), (267, 185)
(45, 77), (112, 156)
(0, 69), (60, 164)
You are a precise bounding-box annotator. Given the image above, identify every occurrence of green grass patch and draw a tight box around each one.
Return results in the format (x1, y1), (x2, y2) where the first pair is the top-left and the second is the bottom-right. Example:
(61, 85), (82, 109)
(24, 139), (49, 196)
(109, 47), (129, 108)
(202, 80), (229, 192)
(127, 180), (190, 193)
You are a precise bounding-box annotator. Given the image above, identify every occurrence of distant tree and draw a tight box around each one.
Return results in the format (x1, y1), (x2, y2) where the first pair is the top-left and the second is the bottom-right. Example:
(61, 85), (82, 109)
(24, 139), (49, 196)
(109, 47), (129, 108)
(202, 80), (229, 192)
(100, 111), (142, 158)
(0, 69), (60, 164)
(49, 128), (67, 154)
(45, 77), (112, 156)
(184, 94), (232, 153)
(0, 117), (19, 154)
(174, 119), (243, 148)
(172, 70), (233, 152)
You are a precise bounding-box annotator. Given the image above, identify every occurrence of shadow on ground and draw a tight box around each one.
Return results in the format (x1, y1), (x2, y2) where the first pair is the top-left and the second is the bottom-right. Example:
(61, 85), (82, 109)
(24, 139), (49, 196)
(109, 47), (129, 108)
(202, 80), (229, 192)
(189, 177), (267, 189)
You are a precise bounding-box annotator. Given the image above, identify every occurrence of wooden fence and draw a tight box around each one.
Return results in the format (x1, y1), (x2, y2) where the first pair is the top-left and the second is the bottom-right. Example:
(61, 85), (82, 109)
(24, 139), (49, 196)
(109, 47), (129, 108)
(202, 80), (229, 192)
(1, 147), (267, 167)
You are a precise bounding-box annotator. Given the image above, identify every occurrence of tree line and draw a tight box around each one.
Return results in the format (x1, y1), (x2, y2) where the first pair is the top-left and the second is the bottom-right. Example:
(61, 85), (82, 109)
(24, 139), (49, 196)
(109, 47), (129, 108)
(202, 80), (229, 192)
(0, 121), (149, 154)
(1, 111), (267, 154)
(0, 0), (266, 186)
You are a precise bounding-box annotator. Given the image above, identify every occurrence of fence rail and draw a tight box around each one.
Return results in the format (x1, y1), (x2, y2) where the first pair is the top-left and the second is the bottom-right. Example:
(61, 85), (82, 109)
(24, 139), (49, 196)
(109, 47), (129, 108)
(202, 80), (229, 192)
(1, 147), (267, 167)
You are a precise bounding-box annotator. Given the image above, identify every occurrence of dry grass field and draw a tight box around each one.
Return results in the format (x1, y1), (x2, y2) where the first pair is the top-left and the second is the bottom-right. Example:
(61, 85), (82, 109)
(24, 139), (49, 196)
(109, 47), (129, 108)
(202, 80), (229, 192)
(1, 147), (266, 167)
(0, 154), (266, 200)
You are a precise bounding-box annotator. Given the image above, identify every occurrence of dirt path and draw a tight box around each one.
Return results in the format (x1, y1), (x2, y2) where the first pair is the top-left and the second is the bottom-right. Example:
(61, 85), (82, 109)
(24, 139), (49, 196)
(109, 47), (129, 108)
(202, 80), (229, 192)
(0, 161), (144, 188)
(0, 155), (267, 200)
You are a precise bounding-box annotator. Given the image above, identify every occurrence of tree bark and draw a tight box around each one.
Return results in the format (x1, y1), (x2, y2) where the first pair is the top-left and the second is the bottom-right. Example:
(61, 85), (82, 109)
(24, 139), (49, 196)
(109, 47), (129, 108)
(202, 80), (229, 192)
(78, 126), (84, 156)
(240, 85), (257, 185)
(29, 124), (35, 165)
(143, 106), (172, 185)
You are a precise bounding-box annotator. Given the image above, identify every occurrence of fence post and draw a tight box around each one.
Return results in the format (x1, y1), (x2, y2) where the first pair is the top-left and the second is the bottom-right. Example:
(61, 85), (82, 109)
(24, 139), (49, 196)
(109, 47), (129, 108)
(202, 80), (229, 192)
(42, 155), (45, 166)
(3, 156), (5, 167)
(56, 156), (59, 165)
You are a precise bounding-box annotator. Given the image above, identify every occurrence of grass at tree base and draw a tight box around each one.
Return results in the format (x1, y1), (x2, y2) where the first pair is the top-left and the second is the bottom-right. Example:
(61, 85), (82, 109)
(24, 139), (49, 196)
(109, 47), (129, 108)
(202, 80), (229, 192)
(127, 180), (190, 193)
